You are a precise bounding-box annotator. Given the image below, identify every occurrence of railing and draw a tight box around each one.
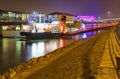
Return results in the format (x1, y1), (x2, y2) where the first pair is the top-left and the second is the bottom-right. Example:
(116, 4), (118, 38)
(73, 22), (119, 34)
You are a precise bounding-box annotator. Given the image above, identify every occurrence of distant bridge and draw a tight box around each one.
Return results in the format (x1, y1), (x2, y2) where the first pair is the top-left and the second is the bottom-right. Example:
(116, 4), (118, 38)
(82, 18), (120, 24)
(82, 21), (103, 24)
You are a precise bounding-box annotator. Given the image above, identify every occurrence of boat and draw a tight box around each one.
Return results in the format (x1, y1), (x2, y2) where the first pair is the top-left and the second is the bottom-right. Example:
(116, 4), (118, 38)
(20, 32), (59, 40)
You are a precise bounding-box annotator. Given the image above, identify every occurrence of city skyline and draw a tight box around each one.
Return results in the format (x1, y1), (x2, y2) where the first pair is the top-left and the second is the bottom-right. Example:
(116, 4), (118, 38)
(0, 0), (120, 18)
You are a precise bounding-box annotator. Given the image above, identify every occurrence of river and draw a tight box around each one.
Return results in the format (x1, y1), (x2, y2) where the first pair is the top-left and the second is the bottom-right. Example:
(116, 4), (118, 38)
(0, 26), (102, 74)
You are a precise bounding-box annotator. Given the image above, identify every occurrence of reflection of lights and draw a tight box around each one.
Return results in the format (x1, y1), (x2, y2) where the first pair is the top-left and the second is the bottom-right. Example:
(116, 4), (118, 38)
(44, 40), (58, 53)
(31, 42), (45, 57)
(16, 41), (21, 56)
(50, 40), (58, 50)
(38, 42), (45, 55)
(72, 35), (80, 41)
(31, 43), (37, 57)
(3, 39), (8, 53)
(82, 33), (87, 38)
(59, 39), (66, 48)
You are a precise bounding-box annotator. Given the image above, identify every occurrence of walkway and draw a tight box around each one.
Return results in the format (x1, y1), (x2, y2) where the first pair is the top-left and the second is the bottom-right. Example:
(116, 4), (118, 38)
(96, 27), (120, 79)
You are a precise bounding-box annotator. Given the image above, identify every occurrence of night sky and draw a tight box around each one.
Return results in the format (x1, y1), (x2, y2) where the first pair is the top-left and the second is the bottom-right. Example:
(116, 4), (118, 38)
(0, 0), (120, 18)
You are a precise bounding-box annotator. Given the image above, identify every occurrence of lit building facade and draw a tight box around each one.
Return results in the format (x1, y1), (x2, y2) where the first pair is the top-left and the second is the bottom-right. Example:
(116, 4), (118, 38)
(22, 12), (75, 34)
(0, 9), (29, 22)
(47, 11), (75, 23)
(76, 16), (96, 22)
(0, 9), (29, 37)
(47, 12), (75, 33)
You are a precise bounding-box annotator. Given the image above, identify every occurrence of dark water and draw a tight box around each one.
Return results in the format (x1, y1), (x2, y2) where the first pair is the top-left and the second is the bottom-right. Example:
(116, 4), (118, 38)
(0, 30), (102, 74)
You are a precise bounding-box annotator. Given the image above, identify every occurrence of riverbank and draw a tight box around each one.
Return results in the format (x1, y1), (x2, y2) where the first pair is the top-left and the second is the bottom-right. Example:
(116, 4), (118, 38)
(0, 27), (120, 79)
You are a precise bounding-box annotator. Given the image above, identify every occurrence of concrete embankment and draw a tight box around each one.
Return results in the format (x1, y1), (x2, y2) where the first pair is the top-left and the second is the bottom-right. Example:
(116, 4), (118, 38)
(0, 26), (120, 79)
(96, 27), (120, 79)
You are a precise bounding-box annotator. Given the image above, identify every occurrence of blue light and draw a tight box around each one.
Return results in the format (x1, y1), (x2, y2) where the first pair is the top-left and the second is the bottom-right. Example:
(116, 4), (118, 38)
(82, 33), (87, 38)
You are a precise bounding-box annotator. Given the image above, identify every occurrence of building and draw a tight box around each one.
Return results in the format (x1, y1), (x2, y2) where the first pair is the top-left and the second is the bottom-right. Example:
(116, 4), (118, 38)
(46, 12), (76, 33)
(0, 10), (80, 37)
(75, 16), (96, 22)
(0, 9), (29, 37)
(47, 11), (75, 23)
(0, 9), (29, 22)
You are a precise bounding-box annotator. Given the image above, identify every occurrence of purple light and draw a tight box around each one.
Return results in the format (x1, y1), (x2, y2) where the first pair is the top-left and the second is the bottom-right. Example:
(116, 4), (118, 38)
(76, 15), (96, 21)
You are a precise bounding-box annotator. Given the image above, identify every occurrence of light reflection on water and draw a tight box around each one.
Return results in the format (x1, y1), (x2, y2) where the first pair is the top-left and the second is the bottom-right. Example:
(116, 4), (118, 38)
(26, 39), (71, 58)
(0, 30), (101, 74)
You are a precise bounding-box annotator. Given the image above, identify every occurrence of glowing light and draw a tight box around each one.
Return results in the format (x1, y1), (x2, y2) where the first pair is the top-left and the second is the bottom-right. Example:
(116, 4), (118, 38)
(76, 16), (96, 22)
(31, 42), (45, 57)
(59, 39), (66, 48)
(60, 21), (66, 34)
(81, 23), (86, 29)
(82, 33), (87, 38)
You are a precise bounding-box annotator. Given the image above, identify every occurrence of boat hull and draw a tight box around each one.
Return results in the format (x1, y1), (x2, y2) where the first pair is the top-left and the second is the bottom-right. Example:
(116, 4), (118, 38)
(20, 32), (60, 40)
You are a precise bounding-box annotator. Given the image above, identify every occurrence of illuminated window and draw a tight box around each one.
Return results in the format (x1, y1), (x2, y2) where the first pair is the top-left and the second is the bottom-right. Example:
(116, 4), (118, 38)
(16, 26), (21, 30)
